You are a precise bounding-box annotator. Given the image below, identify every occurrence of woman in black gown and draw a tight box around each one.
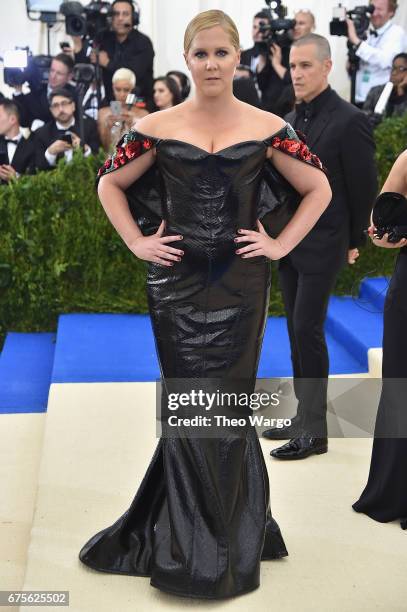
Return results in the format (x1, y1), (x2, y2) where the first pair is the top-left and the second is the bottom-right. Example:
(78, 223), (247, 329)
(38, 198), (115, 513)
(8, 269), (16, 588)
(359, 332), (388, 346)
(353, 151), (407, 529)
(78, 10), (331, 599)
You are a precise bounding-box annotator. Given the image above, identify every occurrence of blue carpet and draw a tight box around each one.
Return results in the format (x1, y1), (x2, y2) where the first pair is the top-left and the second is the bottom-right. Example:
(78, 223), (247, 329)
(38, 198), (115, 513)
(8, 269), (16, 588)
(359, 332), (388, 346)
(326, 296), (384, 370)
(0, 333), (55, 413)
(52, 314), (159, 383)
(359, 276), (390, 312)
(1, 277), (390, 412)
(52, 313), (365, 382)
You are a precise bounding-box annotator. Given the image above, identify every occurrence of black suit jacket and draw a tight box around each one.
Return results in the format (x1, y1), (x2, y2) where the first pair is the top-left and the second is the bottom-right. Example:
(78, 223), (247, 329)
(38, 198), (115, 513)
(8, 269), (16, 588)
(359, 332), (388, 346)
(13, 83), (77, 129)
(241, 45), (292, 117)
(284, 88), (378, 272)
(0, 134), (36, 176)
(33, 117), (100, 171)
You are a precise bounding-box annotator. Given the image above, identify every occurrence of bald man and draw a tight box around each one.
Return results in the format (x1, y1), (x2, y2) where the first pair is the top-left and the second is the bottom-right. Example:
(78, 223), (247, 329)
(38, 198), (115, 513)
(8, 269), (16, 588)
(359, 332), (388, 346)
(263, 35), (378, 459)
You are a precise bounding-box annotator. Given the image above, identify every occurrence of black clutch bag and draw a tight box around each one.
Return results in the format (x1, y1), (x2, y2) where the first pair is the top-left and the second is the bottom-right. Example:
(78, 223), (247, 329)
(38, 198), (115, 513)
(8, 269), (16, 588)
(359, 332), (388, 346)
(372, 192), (407, 243)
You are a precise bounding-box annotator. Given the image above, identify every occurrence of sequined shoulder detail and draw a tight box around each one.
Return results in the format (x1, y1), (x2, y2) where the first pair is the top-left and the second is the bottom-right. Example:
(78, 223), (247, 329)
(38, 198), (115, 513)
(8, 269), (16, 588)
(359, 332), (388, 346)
(265, 123), (325, 172)
(97, 130), (158, 180)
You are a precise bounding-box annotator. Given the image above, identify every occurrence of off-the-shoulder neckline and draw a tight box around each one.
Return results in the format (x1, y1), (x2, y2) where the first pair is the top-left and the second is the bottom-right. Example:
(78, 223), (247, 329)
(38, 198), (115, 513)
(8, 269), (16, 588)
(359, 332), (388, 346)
(129, 123), (289, 156)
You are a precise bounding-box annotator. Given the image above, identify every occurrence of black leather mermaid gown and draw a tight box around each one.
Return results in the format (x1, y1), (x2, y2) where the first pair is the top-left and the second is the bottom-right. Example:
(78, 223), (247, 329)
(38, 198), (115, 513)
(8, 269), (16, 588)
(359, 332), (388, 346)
(79, 125), (324, 599)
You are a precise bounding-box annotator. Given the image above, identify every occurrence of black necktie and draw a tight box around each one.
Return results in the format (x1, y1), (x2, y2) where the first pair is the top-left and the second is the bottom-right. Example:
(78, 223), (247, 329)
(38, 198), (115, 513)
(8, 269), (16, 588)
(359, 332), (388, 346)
(369, 28), (378, 37)
(5, 138), (19, 145)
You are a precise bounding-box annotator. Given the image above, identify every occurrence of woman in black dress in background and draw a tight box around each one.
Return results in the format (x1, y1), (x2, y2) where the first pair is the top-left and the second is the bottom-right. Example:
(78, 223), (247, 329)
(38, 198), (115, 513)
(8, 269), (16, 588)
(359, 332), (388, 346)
(78, 10), (331, 599)
(353, 151), (407, 528)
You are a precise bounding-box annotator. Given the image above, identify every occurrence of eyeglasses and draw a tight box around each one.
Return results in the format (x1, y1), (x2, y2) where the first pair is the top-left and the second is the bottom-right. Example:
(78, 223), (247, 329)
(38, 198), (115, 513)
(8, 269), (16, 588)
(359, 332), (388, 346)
(391, 66), (407, 73)
(50, 100), (73, 110)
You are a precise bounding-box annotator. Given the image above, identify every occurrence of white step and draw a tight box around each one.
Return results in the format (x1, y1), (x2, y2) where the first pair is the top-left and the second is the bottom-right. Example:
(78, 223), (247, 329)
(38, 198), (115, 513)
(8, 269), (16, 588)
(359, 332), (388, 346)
(19, 381), (406, 611)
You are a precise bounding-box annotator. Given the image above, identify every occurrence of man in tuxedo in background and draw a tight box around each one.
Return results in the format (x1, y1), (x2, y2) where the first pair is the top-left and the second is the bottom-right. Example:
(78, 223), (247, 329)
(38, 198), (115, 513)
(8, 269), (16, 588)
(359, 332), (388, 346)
(263, 34), (378, 459)
(0, 100), (35, 183)
(13, 54), (76, 130)
(34, 88), (100, 172)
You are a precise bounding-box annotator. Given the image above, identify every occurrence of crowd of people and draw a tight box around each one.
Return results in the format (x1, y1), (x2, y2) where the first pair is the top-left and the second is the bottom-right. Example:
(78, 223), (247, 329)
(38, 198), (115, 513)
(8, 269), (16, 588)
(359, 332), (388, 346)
(0, 0), (406, 184)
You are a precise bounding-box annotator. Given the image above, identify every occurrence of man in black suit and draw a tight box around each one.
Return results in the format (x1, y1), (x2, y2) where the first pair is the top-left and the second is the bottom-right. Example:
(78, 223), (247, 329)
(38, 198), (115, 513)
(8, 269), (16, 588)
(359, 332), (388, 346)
(263, 34), (378, 459)
(0, 100), (35, 183)
(241, 10), (292, 117)
(12, 54), (76, 130)
(34, 88), (100, 172)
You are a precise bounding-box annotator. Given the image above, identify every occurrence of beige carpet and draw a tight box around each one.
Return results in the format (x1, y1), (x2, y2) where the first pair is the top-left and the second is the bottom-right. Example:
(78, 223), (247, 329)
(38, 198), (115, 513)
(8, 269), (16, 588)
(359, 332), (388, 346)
(0, 413), (45, 594)
(3, 381), (406, 611)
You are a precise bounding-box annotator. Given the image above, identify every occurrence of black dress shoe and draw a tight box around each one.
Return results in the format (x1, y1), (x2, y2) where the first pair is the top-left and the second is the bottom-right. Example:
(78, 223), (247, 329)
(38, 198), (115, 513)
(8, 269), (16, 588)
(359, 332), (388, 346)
(270, 436), (328, 460)
(262, 416), (303, 440)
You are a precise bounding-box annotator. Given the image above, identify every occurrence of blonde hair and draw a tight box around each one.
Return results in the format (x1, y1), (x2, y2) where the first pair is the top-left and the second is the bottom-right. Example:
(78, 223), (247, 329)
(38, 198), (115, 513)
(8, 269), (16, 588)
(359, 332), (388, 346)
(112, 68), (136, 88)
(184, 10), (240, 54)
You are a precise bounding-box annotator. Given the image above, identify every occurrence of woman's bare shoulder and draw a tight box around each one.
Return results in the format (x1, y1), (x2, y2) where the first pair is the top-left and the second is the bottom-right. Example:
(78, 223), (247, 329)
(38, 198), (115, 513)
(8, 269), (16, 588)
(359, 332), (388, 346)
(132, 104), (189, 138)
(239, 103), (286, 137)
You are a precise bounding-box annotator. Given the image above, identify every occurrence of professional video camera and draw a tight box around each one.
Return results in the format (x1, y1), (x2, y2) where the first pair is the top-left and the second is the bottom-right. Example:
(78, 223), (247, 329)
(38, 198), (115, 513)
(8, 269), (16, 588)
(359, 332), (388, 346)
(2, 47), (52, 90)
(256, 0), (296, 52)
(330, 4), (375, 105)
(60, 1), (112, 39)
(330, 4), (375, 39)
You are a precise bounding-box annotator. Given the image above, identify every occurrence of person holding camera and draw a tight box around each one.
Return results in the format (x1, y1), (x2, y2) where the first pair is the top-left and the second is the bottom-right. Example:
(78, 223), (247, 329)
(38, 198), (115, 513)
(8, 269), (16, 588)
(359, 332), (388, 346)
(347, 0), (407, 106)
(241, 10), (291, 117)
(34, 88), (100, 171)
(72, 0), (154, 107)
(363, 52), (407, 123)
(98, 68), (148, 152)
(0, 100), (35, 183)
(12, 54), (76, 130)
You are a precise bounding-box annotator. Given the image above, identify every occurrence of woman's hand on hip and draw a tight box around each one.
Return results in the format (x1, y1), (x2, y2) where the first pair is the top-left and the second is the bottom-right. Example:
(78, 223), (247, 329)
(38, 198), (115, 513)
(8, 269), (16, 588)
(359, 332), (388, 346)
(235, 220), (287, 261)
(128, 220), (184, 266)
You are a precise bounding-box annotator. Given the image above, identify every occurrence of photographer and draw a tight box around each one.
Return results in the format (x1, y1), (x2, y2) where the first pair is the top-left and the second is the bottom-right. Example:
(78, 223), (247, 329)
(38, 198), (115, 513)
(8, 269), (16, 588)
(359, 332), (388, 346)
(346, 0), (407, 105)
(34, 88), (100, 171)
(72, 0), (154, 106)
(0, 100), (35, 183)
(12, 54), (76, 130)
(241, 10), (291, 116)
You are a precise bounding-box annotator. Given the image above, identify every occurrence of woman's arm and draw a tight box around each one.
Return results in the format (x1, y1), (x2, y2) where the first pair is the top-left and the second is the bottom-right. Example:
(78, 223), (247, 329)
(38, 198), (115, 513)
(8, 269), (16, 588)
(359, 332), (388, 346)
(268, 148), (332, 253)
(235, 148), (332, 260)
(98, 152), (184, 266)
(381, 150), (407, 196)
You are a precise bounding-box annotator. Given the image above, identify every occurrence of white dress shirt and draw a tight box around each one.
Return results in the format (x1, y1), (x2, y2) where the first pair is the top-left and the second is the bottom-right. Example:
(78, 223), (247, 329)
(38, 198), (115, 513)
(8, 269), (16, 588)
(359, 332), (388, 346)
(5, 130), (24, 165)
(45, 119), (91, 167)
(355, 20), (407, 103)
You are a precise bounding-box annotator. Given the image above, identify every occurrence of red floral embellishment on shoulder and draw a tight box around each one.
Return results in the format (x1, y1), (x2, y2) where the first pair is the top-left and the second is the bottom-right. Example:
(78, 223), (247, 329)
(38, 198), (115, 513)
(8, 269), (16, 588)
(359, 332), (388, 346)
(271, 135), (324, 171)
(96, 131), (155, 181)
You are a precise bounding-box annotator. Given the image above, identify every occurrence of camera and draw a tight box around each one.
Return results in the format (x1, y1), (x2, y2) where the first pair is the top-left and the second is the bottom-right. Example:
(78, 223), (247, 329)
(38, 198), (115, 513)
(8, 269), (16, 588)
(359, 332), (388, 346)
(73, 62), (95, 85)
(60, 1), (112, 39)
(2, 47), (52, 90)
(256, 0), (295, 52)
(330, 3), (375, 38)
